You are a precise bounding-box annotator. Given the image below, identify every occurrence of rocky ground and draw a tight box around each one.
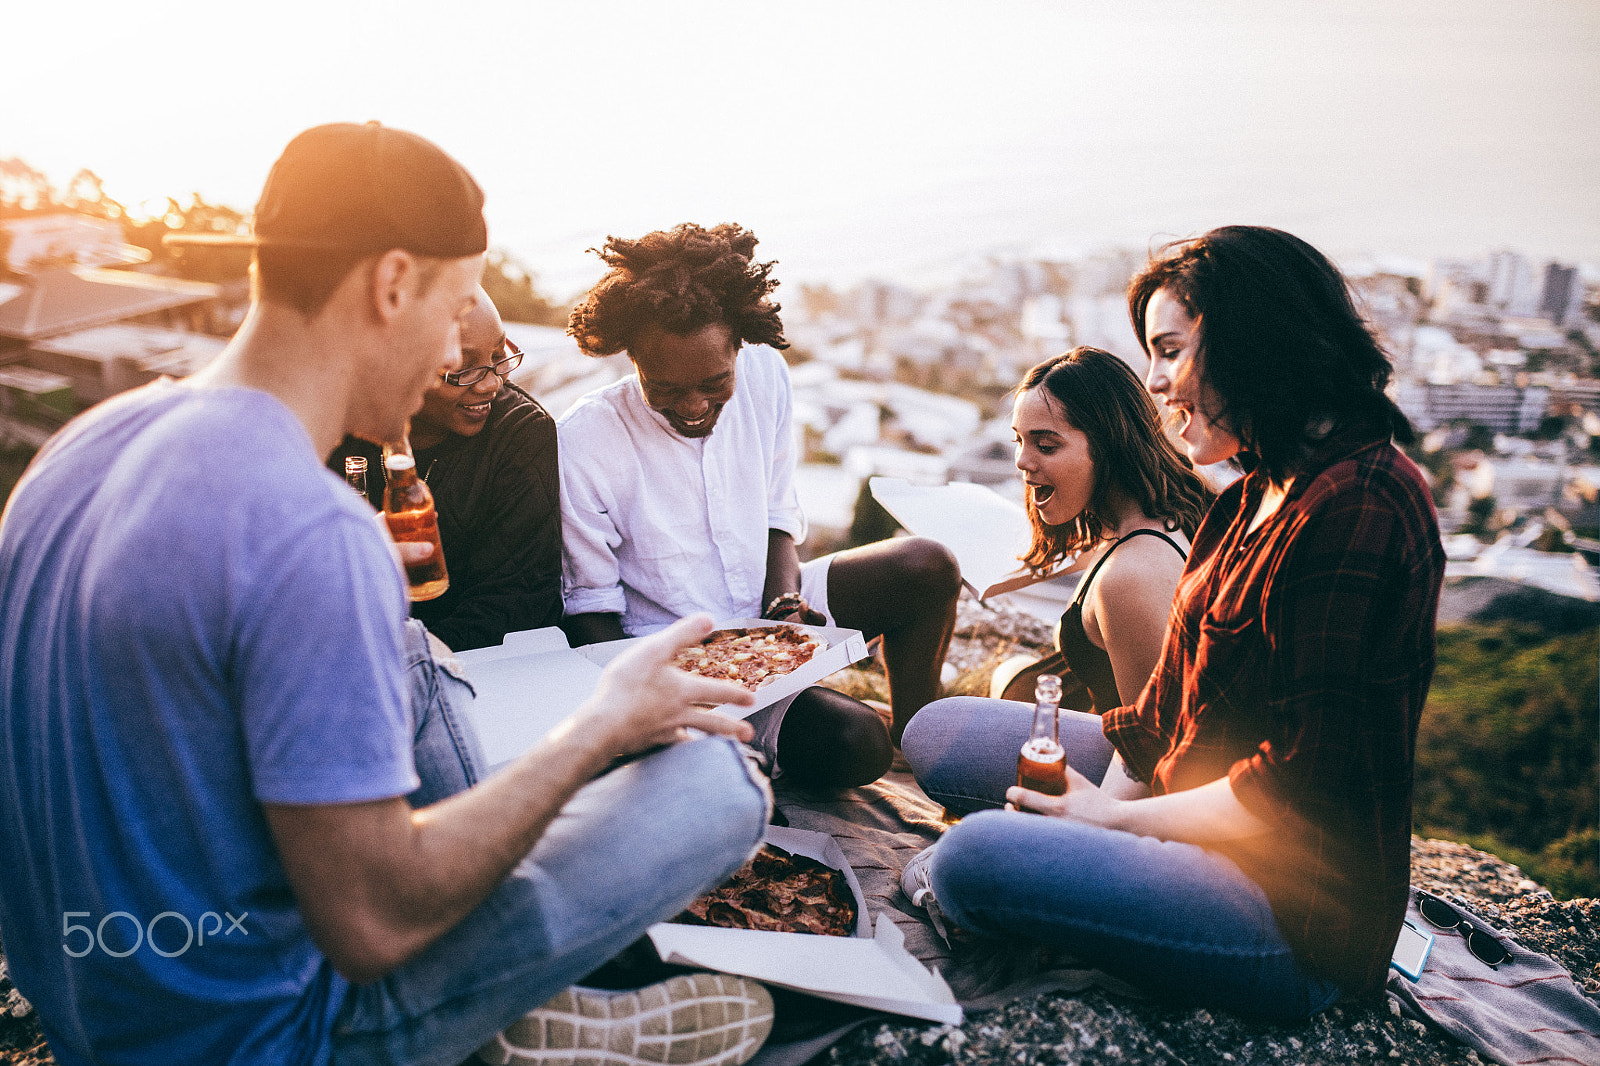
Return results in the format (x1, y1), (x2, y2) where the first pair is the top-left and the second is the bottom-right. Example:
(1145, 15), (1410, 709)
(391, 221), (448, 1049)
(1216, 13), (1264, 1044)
(820, 836), (1600, 1066)
(4, 836), (1594, 1066)
(2, 593), (1595, 1065)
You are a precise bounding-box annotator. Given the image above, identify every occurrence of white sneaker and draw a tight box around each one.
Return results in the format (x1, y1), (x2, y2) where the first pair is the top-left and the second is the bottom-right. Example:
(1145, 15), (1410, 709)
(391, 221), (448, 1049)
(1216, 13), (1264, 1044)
(899, 846), (953, 946)
(475, 972), (775, 1066)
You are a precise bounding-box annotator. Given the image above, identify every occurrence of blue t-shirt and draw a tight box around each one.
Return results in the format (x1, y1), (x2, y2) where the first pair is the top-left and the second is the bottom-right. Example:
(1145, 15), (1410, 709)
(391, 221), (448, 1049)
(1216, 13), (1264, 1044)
(0, 382), (419, 1064)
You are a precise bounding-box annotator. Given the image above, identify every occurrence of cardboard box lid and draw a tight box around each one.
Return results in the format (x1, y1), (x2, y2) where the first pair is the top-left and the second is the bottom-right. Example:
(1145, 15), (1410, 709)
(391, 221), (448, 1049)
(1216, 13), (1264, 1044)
(648, 913), (961, 1025)
(870, 476), (1086, 600)
(454, 620), (869, 771)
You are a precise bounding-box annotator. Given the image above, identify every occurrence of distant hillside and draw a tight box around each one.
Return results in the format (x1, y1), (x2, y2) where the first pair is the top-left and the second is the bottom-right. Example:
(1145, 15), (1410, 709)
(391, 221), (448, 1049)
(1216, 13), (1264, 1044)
(1419, 579), (1600, 899)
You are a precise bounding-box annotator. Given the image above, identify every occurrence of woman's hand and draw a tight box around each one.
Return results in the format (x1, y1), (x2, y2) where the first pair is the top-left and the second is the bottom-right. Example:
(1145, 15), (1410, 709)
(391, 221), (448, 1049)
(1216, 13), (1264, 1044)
(1008, 769), (1270, 846)
(1005, 764), (1124, 828)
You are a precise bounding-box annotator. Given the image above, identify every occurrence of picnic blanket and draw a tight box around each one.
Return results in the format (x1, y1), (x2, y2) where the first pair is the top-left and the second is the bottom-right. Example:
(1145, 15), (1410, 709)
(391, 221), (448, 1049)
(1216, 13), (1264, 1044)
(748, 769), (1137, 1066)
(1386, 888), (1600, 1066)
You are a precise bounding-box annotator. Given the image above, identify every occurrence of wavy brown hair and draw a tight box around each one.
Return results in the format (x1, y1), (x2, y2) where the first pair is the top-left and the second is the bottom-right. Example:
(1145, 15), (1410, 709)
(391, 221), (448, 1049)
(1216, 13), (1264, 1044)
(1020, 347), (1214, 575)
(567, 222), (788, 356)
(1127, 225), (1413, 483)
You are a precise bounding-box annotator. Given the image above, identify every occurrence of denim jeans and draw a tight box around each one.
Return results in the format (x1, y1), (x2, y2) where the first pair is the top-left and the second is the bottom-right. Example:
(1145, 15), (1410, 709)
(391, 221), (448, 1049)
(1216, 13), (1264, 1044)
(332, 621), (772, 1066)
(902, 694), (1115, 813)
(903, 696), (1341, 1019)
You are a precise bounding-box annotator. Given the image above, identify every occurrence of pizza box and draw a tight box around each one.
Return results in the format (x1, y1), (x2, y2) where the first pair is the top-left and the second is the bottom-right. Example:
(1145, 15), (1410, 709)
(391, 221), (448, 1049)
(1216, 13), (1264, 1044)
(453, 620), (869, 772)
(870, 476), (1089, 600)
(648, 824), (961, 1025)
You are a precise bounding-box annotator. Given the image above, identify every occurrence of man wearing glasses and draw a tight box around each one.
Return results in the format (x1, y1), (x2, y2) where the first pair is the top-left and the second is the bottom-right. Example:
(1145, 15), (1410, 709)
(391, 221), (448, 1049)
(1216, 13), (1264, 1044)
(332, 286), (561, 650)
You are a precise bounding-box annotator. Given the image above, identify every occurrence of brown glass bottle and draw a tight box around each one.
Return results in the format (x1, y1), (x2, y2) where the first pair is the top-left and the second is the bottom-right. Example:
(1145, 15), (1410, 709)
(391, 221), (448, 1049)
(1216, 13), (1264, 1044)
(1016, 673), (1066, 796)
(382, 452), (449, 601)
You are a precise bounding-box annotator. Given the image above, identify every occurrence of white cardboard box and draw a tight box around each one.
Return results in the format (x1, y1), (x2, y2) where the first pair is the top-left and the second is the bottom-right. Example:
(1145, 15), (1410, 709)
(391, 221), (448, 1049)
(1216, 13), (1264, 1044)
(453, 631), (961, 1024)
(651, 826), (960, 1024)
(454, 619), (869, 772)
(870, 476), (1087, 600)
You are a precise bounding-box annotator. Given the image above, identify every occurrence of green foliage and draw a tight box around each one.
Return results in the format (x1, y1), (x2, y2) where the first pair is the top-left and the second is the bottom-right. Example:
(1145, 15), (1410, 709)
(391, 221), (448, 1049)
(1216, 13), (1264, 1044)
(1422, 826), (1598, 901)
(1536, 827), (1600, 899)
(1461, 494), (1496, 536)
(1415, 622), (1599, 867)
(0, 444), (38, 506)
(844, 479), (901, 549)
(481, 251), (569, 327)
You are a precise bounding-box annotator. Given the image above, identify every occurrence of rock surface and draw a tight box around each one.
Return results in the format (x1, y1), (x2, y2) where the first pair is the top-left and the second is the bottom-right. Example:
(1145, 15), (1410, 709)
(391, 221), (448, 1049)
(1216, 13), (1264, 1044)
(821, 837), (1600, 1066)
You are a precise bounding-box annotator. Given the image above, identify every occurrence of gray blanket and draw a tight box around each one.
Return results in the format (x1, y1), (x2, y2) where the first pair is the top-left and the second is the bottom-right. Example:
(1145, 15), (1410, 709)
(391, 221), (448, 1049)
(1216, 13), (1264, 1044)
(1387, 888), (1600, 1066)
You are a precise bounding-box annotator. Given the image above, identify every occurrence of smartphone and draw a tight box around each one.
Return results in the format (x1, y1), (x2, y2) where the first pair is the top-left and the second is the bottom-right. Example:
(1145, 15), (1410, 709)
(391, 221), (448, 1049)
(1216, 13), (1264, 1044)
(1390, 919), (1434, 980)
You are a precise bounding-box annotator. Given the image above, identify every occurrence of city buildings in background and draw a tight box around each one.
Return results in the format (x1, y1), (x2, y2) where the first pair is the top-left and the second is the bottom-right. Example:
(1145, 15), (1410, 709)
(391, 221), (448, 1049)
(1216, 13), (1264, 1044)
(3, 216), (1597, 607)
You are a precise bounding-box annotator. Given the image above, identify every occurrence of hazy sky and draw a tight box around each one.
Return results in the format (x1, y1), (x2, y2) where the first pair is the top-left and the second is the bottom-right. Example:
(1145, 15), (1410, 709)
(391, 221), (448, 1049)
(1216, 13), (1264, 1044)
(7, 0), (1598, 294)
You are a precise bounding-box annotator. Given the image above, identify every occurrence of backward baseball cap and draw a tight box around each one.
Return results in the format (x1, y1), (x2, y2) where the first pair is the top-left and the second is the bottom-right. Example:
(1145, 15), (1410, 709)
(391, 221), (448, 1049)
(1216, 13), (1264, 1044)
(165, 122), (487, 258)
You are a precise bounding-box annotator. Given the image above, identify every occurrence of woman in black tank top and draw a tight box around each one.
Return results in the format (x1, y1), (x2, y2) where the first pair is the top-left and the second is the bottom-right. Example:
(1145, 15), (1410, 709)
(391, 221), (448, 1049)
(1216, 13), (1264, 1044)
(1002, 347), (1215, 711)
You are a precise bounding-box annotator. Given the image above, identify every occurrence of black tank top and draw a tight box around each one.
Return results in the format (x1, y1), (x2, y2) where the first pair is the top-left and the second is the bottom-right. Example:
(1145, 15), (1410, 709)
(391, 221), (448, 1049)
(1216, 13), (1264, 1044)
(1055, 528), (1187, 713)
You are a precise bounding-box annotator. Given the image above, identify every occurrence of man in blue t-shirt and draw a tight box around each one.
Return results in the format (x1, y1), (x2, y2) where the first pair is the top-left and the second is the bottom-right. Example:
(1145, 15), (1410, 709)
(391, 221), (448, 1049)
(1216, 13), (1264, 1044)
(0, 123), (772, 1066)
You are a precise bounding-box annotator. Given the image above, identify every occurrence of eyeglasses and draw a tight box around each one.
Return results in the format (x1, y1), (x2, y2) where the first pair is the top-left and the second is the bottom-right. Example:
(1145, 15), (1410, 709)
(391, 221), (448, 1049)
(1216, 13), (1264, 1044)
(443, 338), (523, 387)
(1417, 893), (1511, 967)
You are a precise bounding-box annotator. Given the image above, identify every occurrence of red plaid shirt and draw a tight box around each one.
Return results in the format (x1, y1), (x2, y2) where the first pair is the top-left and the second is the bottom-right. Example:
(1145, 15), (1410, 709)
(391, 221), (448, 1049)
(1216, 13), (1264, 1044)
(1102, 424), (1444, 995)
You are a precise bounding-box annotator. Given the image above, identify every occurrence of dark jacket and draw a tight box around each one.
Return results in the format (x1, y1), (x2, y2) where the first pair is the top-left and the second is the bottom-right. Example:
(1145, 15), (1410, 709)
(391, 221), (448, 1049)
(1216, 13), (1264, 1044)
(330, 382), (562, 650)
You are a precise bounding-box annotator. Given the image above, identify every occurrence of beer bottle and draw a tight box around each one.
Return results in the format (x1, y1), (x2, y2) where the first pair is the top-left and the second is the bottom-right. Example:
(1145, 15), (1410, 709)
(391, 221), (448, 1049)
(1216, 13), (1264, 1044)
(382, 442), (449, 602)
(343, 455), (369, 499)
(1016, 673), (1066, 796)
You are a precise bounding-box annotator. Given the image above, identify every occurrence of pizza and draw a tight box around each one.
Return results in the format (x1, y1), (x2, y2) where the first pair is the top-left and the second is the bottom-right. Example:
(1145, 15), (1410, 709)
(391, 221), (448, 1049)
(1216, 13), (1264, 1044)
(672, 625), (824, 691)
(673, 844), (858, 937)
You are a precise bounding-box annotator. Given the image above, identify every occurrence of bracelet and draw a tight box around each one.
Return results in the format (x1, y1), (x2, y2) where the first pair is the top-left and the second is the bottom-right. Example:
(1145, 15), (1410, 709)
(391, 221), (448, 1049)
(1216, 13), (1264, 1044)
(762, 592), (807, 620)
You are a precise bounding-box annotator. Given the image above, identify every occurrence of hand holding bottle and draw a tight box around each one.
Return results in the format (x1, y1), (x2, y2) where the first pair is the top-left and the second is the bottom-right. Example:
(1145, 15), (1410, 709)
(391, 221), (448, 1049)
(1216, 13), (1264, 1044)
(381, 436), (449, 602)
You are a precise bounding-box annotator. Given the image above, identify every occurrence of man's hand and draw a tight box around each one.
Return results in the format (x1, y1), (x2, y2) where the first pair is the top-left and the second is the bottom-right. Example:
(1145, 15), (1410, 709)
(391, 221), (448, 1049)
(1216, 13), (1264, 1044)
(267, 616), (758, 984)
(769, 601), (826, 627)
(377, 510), (434, 569)
(555, 614), (757, 756)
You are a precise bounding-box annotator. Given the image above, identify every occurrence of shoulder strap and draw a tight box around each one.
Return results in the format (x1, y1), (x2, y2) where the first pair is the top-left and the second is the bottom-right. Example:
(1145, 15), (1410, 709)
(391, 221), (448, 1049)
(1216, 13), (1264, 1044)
(1069, 528), (1188, 607)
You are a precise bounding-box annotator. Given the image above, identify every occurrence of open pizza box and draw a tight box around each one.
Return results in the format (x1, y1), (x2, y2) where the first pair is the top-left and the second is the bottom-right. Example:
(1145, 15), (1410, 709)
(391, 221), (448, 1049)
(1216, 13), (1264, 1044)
(454, 619), (869, 772)
(649, 824), (960, 1025)
(452, 626), (960, 1024)
(870, 476), (1088, 600)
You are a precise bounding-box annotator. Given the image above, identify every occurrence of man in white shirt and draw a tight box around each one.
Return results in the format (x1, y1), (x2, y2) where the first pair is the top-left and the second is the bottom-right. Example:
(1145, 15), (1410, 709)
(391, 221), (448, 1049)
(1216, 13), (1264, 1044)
(559, 223), (961, 786)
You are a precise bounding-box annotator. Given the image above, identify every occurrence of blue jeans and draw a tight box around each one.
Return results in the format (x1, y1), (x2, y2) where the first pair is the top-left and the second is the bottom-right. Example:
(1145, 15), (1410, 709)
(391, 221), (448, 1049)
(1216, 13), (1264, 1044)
(903, 696), (1341, 1019)
(332, 621), (772, 1066)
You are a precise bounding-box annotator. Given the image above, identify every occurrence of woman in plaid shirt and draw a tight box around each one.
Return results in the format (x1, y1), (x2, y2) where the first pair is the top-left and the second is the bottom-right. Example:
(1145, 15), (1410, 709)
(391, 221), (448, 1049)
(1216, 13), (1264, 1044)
(903, 226), (1444, 1017)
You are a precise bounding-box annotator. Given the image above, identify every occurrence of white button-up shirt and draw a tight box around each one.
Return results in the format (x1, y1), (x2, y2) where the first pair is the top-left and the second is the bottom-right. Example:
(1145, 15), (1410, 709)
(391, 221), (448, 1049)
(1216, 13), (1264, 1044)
(557, 344), (805, 636)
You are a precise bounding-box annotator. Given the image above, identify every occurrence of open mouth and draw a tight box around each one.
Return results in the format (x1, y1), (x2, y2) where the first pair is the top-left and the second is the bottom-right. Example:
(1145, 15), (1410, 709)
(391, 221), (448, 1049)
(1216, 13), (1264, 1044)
(1031, 483), (1055, 505)
(668, 406), (721, 435)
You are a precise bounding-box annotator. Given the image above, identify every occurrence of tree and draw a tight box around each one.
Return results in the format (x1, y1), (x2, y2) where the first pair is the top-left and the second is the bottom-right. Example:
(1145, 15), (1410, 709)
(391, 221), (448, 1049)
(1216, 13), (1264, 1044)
(481, 251), (568, 326)
(1415, 622), (1599, 856)
(0, 157), (54, 214)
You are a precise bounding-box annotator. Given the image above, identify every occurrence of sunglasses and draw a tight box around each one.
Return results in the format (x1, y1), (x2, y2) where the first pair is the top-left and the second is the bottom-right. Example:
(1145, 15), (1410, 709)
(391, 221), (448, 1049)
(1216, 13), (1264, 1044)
(1418, 893), (1511, 967)
(443, 337), (523, 387)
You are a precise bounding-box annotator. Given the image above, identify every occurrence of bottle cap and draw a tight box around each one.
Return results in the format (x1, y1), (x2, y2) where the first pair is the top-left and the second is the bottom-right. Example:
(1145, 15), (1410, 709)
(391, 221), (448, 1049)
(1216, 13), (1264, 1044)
(385, 454), (416, 472)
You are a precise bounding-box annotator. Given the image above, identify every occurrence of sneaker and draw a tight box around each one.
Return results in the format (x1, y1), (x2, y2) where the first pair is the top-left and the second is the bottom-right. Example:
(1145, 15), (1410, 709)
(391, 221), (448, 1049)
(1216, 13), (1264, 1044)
(899, 846), (953, 946)
(476, 972), (774, 1066)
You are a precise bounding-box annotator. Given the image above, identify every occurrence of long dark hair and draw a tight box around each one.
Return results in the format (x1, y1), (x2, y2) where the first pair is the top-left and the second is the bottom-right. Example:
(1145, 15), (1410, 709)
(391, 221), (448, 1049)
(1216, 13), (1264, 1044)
(1020, 347), (1214, 574)
(1127, 225), (1413, 483)
(567, 222), (788, 356)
